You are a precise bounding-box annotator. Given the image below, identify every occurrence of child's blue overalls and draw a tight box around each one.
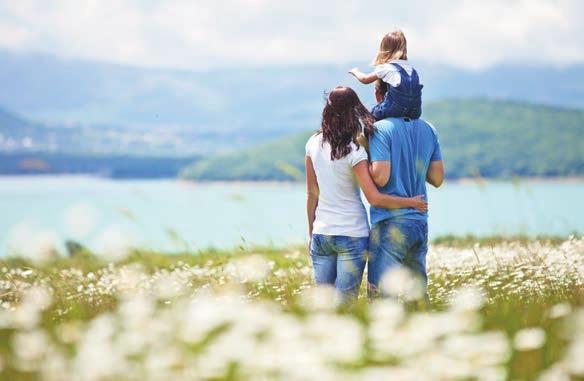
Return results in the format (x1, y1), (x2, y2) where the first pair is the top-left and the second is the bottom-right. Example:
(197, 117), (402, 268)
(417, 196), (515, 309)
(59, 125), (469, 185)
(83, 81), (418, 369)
(372, 63), (423, 121)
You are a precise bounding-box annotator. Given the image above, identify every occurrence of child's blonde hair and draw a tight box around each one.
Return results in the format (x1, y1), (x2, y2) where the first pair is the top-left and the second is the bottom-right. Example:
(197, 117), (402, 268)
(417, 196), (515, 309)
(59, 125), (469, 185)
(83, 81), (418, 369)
(372, 29), (408, 66)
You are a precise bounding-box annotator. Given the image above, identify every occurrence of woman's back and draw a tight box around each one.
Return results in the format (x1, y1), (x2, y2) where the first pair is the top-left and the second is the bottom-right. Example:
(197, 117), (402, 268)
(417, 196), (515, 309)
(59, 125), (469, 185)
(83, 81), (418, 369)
(305, 133), (369, 237)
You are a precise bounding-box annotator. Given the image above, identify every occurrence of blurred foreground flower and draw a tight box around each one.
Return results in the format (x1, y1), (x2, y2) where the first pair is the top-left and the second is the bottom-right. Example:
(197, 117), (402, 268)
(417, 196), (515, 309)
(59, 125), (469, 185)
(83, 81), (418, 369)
(225, 254), (272, 282)
(450, 286), (486, 312)
(6, 222), (60, 262)
(63, 202), (99, 239)
(301, 285), (339, 311)
(0, 237), (581, 380)
(93, 227), (136, 260)
(380, 266), (425, 301)
(514, 328), (546, 351)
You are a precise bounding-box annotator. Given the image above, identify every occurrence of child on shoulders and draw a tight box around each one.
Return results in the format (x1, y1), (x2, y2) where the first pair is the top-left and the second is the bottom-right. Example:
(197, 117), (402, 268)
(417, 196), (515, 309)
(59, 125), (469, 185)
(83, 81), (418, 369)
(349, 29), (423, 121)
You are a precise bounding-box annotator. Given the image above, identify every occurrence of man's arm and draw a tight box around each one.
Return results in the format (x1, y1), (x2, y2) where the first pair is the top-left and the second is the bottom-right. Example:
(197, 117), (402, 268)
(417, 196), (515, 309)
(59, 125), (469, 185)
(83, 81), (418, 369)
(370, 161), (390, 188)
(426, 160), (444, 188)
(426, 125), (444, 187)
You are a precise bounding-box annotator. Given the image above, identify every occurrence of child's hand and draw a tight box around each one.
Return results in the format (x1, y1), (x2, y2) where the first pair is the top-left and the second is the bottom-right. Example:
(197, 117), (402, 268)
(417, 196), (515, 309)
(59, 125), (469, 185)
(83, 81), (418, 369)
(348, 67), (360, 77)
(409, 195), (428, 213)
(349, 68), (377, 84)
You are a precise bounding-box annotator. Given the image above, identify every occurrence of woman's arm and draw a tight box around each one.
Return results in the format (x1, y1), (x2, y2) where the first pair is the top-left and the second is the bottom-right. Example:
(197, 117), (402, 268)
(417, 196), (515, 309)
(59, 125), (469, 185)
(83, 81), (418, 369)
(349, 68), (378, 84)
(353, 161), (428, 212)
(305, 156), (319, 239)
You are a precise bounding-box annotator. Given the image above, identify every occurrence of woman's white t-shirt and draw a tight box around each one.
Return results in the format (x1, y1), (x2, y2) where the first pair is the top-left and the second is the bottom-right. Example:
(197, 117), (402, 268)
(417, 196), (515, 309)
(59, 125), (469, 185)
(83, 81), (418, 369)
(305, 133), (369, 238)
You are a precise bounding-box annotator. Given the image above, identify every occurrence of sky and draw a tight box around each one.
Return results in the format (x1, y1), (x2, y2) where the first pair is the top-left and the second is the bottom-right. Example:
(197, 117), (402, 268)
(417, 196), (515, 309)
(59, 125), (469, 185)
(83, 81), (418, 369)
(0, 0), (582, 70)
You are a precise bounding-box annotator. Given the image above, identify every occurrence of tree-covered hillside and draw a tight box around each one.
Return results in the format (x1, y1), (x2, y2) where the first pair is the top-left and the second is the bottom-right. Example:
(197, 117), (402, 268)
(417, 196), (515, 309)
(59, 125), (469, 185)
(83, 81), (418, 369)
(180, 99), (584, 181)
(181, 132), (310, 181)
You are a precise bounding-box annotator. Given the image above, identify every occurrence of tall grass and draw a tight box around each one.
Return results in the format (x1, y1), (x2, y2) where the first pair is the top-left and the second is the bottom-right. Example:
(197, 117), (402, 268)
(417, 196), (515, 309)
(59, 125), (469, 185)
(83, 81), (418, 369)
(0, 237), (582, 380)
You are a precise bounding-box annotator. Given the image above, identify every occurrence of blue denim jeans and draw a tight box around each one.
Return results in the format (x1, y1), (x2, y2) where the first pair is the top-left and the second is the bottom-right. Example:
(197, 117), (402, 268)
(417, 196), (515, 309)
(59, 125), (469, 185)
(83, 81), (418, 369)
(371, 64), (423, 121)
(310, 234), (368, 300)
(367, 219), (428, 297)
(371, 94), (422, 121)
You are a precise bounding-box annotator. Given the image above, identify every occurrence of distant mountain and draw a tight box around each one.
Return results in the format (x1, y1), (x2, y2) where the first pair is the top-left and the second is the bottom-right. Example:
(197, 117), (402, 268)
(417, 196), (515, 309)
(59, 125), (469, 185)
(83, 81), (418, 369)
(0, 105), (234, 156)
(0, 49), (583, 144)
(0, 106), (201, 177)
(180, 99), (584, 181)
(181, 132), (310, 181)
(0, 106), (72, 153)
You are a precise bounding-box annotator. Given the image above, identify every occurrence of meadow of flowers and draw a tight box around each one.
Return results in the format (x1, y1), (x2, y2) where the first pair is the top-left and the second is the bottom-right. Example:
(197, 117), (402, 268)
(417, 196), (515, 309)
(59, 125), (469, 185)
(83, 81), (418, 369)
(0, 236), (582, 381)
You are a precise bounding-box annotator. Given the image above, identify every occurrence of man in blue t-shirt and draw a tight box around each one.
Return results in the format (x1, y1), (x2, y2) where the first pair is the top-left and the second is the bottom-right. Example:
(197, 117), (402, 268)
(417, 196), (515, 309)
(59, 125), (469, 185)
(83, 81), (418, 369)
(368, 111), (444, 298)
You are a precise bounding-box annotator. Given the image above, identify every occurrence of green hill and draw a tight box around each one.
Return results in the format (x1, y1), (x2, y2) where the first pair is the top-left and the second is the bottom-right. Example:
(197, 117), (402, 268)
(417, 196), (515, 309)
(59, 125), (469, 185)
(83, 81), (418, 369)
(180, 99), (584, 181)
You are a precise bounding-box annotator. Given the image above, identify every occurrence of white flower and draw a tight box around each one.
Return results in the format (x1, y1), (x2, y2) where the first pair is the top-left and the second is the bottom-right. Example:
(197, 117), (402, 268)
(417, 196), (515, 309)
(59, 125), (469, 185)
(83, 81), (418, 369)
(303, 313), (364, 363)
(63, 202), (99, 239)
(368, 299), (405, 328)
(153, 272), (186, 299)
(549, 303), (571, 319)
(118, 294), (154, 329)
(537, 365), (570, 381)
(56, 321), (83, 344)
(225, 254), (272, 282)
(514, 327), (546, 351)
(379, 266), (425, 301)
(73, 314), (124, 381)
(564, 338), (584, 376)
(442, 332), (511, 366)
(6, 222), (60, 262)
(300, 286), (339, 311)
(12, 330), (48, 362)
(23, 285), (53, 310)
(93, 227), (136, 260)
(450, 286), (486, 312)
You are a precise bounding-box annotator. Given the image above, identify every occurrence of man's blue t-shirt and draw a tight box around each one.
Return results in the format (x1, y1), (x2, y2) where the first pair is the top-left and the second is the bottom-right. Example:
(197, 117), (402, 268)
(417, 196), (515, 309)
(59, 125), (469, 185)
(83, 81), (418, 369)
(369, 117), (442, 225)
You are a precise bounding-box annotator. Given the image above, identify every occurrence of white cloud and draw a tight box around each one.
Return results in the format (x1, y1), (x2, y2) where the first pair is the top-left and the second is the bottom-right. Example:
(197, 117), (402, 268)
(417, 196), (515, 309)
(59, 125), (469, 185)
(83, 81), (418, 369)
(0, 0), (582, 69)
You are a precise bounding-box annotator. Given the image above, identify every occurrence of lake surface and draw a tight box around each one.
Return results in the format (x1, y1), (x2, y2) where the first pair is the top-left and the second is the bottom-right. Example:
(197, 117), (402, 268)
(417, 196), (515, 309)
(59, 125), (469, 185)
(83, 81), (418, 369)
(1, 176), (582, 256)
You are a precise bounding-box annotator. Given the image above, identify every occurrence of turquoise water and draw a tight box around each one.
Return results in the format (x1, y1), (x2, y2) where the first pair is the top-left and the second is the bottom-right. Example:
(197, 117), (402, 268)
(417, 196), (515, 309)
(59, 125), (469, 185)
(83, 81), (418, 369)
(1, 176), (582, 255)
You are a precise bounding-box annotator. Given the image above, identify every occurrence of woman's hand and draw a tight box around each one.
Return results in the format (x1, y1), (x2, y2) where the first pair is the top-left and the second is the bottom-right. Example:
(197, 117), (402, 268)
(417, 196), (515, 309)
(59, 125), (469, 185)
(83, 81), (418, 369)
(409, 195), (428, 213)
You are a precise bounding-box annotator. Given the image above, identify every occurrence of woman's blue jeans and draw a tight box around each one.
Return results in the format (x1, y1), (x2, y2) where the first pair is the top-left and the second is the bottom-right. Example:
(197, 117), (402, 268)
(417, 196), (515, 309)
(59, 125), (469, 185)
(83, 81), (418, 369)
(310, 234), (368, 300)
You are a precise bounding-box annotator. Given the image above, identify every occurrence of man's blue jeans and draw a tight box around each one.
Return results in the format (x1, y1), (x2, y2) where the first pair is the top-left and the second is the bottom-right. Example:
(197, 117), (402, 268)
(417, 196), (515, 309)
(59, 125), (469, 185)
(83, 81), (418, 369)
(367, 219), (429, 297)
(310, 234), (368, 300)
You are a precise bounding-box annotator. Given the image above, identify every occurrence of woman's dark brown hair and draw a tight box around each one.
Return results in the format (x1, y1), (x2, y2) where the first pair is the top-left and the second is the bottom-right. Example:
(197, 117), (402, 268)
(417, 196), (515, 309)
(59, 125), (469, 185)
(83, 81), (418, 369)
(320, 86), (375, 160)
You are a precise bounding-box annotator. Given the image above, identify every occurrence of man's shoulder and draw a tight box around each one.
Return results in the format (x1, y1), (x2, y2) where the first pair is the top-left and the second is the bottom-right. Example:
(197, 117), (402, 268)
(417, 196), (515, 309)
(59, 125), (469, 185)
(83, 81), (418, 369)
(373, 117), (437, 135)
(374, 117), (428, 129)
(415, 118), (439, 136)
(373, 117), (401, 131)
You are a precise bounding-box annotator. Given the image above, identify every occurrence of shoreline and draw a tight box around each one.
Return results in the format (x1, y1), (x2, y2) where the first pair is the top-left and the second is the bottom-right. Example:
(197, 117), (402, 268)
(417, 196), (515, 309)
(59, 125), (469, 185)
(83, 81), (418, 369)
(1, 234), (581, 259)
(0, 174), (583, 185)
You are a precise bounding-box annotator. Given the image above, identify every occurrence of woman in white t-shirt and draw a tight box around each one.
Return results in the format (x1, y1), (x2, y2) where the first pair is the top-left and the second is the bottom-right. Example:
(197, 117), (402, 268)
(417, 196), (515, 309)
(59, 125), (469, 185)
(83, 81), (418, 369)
(305, 86), (427, 301)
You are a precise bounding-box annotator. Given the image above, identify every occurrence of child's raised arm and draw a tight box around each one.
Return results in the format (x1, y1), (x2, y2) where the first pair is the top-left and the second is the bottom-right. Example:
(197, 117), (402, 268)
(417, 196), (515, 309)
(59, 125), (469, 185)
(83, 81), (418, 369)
(349, 67), (378, 84)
